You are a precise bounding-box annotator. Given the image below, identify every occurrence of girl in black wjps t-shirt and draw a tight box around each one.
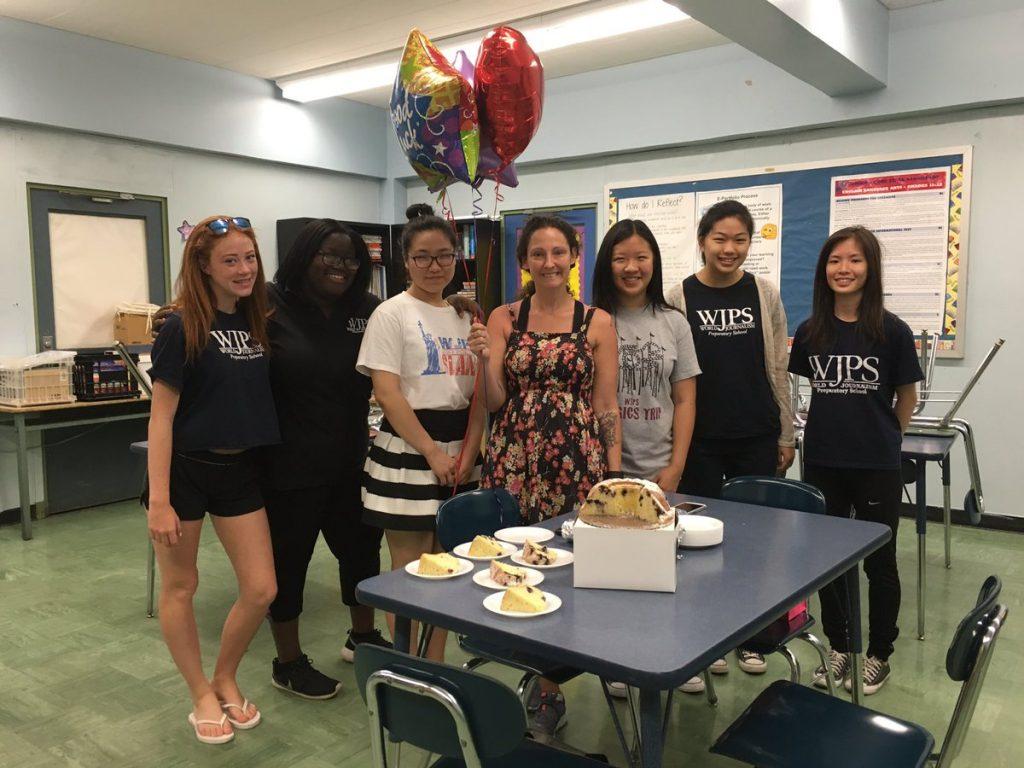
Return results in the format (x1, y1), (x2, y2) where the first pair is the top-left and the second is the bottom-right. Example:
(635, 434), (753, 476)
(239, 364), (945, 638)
(789, 225), (923, 697)
(146, 216), (278, 745)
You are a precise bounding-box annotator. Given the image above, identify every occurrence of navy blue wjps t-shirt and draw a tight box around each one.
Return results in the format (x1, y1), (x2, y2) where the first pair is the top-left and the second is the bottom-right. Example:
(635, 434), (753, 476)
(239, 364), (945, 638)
(789, 312), (924, 470)
(683, 272), (780, 440)
(149, 310), (280, 452)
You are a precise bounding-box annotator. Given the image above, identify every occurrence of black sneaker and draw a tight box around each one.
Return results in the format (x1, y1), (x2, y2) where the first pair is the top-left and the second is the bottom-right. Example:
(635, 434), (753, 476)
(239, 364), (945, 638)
(813, 649), (850, 690)
(736, 649), (767, 674)
(845, 655), (891, 695)
(527, 691), (567, 738)
(272, 654), (342, 700)
(341, 628), (392, 663)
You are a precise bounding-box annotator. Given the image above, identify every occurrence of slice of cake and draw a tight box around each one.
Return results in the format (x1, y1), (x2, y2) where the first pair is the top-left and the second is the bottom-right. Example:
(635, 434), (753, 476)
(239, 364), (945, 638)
(489, 559), (527, 586)
(467, 535), (506, 557)
(417, 552), (461, 576)
(499, 585), (547, 613)
(577, 478), (672, 527)
(522, 539), (555, 566)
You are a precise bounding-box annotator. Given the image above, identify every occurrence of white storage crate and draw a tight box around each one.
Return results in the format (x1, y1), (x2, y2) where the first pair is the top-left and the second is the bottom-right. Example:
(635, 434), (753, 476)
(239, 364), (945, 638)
(0, 351), (76, 407)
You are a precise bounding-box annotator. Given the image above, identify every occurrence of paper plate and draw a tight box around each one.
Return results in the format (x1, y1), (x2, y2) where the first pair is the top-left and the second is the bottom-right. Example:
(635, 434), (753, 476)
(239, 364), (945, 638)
(473, 566), (544, 590)
(453, 540), (517, 560)
(482, 590), (562, 618)
(493, 526), (555, 545)
(404, 557), (473, 579)
(510, 547), (574, 569)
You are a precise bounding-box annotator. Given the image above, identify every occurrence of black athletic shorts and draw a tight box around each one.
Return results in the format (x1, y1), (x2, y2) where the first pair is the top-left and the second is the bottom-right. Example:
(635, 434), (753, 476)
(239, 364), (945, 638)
(142, 450), (264, 521)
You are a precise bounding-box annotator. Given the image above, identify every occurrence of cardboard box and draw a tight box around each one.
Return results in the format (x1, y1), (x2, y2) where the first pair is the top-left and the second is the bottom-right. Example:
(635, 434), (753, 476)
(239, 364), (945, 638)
(113, 305), (159, 345)
(572, 519), (678, 592)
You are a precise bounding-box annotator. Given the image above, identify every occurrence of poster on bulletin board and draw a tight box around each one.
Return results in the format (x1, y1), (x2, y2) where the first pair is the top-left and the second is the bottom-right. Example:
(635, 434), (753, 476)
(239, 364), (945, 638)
(606, 147), (972, 357)
(501, 204), (598, 304)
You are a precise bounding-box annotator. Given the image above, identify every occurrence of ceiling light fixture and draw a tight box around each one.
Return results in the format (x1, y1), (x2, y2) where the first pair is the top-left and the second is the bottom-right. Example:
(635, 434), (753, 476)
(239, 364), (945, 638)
(277, 0), (688, 102)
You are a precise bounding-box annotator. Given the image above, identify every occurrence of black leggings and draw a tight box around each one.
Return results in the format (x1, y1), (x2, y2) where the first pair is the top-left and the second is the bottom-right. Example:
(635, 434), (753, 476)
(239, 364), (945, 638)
(265, 473), (383, 622)
(678, 434), (779, 498)
(804, 464), (902, 661)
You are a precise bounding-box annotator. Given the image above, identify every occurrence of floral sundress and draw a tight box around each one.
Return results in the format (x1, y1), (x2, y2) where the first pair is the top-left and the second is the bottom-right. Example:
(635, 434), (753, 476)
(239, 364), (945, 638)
(481, 296), (606, 522)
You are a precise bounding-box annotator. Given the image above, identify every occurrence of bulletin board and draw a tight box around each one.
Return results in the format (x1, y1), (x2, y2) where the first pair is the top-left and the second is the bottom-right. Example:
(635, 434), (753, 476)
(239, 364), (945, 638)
(606, 147), (972, 357)
(501, 204), (598, 303)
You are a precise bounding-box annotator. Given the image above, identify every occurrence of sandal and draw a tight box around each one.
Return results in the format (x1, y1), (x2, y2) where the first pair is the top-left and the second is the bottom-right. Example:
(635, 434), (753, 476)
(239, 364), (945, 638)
(187, 712), (234, 744)
(221, 699), (261, 729)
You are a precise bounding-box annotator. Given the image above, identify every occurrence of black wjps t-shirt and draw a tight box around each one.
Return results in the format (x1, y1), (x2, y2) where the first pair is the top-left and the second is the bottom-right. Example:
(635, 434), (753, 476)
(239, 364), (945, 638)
(683, 272), (780, 440)
(149, 310), (280, 452)
(262, 285), (380, 490)
(789, 312), (924, 470)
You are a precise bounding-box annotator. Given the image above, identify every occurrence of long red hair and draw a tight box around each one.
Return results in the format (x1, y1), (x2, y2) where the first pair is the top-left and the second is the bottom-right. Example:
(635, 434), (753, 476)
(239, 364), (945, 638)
(173, 215), (270, 361)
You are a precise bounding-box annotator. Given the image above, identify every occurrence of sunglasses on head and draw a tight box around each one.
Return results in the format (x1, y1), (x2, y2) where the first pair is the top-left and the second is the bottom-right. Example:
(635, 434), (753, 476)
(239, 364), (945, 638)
(206, 217), (252, 235)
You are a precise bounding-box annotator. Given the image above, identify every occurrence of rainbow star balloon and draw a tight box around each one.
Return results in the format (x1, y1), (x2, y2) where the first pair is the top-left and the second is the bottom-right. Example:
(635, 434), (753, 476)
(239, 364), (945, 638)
(390, 29), (479, 192)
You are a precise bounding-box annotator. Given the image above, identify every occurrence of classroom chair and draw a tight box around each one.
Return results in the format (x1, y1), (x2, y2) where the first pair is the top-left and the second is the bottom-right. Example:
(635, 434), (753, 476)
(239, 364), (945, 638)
(719, 476), (837, 694)
(710, 575), (1006, 768)
(355, 644), (610, 768)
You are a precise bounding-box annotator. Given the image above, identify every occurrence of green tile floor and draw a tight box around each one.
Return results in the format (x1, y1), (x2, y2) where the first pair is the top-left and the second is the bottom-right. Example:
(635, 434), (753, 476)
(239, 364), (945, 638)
(1, 501), (1021, 767)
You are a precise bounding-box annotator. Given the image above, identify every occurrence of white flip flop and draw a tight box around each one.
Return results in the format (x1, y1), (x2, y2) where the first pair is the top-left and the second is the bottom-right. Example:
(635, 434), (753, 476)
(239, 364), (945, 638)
(221, 699), (261, 729)
(187, 712), (234, 744)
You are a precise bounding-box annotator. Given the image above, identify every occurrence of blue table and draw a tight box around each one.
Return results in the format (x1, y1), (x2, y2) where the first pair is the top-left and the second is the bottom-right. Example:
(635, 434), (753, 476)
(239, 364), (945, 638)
(901, 432), (957, 641)
(356, 494), (891, 768)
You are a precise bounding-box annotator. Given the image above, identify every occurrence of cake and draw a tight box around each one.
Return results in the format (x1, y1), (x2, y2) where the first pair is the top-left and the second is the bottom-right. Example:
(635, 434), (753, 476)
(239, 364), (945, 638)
(417, 552), (462, 576)
(489, 558), (527, 586)
(577, 478), (673, 528)
(499, 585), (547, 613)
(522, 539), (555, 566)
(468, 535), (506, 557)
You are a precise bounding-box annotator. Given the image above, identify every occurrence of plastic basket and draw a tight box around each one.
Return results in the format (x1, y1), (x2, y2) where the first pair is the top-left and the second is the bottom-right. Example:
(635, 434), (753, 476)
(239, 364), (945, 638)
(0, 351), (77, 407)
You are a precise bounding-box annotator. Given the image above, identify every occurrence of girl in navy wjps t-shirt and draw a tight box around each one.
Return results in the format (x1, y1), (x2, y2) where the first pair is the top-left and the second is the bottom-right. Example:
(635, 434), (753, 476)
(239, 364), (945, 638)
(789, 225), (923, 698)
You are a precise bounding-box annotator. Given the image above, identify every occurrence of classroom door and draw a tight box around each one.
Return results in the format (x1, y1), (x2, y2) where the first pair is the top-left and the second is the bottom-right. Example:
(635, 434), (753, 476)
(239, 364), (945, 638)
(29, 186), (168, 352)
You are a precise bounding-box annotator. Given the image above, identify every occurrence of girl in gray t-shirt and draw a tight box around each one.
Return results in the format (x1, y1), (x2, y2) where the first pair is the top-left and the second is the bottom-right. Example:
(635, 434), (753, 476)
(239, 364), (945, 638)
(592, 219), (701, 492)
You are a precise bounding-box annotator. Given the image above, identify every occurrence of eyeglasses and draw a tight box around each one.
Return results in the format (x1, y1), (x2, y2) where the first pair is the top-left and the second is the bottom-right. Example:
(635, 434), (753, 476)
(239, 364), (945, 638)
(206, 217), (252, 235)
(318, 251), (361, 269)
(409, 253), (456, 269)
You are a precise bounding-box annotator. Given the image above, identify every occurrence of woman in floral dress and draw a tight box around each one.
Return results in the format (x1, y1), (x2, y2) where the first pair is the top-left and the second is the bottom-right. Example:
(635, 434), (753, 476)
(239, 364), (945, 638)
(474, 214), (620, 522)
(470, 213), (620, 735)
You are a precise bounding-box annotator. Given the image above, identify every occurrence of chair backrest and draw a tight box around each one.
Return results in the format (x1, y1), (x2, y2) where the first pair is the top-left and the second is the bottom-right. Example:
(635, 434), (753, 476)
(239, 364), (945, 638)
(435, 488), (521, 552)
(354, 645), (525, 768)
(721, 476), (827, 516)
(935, 576), (1008, 768)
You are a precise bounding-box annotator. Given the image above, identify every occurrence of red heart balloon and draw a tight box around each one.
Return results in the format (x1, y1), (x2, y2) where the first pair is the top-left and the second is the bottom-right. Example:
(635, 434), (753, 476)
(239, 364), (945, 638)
(475, 27), (544, 173)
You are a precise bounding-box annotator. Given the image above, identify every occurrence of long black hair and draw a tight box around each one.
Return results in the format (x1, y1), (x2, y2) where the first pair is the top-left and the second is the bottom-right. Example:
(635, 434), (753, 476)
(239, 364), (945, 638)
(805, 225), (887, 352)
(696, 199), (755, 264)
(275, 218), (371, 304)
(515, 215), (579, 298)
(592, 219), (672, 314)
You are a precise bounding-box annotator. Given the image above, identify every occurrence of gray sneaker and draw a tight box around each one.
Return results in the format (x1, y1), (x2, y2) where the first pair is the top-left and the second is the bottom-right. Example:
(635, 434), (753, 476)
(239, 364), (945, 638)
(528, 691), (567, 737)
(813, 649), (850, 690)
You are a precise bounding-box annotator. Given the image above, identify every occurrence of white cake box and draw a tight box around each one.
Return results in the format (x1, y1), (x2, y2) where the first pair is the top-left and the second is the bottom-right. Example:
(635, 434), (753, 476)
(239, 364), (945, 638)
(572, 517), (678, 593)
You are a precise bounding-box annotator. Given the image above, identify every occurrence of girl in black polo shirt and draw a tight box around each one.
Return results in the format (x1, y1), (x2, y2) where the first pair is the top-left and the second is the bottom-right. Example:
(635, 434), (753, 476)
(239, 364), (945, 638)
(147, 216), (279, 744)
(263, 219), (391, 700)
(789, 225), (923, 695)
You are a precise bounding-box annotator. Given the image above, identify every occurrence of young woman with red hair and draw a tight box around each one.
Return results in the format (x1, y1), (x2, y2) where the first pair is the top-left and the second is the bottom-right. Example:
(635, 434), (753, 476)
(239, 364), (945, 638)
(146, 216), (279, 744)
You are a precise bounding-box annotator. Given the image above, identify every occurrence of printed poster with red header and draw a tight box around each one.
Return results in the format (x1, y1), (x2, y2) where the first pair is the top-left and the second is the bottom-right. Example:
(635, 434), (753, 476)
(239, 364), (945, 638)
(829, 167), (950, 333)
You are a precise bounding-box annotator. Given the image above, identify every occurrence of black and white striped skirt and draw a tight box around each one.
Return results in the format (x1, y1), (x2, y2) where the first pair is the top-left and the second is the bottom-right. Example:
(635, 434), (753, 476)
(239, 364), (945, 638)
(362, 408), (482, 531)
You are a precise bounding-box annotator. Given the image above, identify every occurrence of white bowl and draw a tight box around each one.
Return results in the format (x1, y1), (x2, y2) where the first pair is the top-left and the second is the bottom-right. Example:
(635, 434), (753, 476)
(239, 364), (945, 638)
(676, 515), (724, 548)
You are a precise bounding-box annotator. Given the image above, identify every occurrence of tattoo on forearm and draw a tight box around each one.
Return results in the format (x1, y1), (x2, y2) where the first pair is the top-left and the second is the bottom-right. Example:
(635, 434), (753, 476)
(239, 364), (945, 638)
(597, 410), (619, 450)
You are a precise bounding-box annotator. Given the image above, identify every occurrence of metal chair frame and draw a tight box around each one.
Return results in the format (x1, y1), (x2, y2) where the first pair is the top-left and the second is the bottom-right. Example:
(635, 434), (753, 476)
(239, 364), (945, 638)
(365, 669), (483, 768)
(932, 604), (1008, 767)
(116, 342), (158, 619)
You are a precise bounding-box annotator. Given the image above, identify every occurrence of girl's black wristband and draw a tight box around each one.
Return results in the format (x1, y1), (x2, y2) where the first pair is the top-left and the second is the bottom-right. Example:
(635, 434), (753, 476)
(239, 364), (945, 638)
(605, 470), (624, 480)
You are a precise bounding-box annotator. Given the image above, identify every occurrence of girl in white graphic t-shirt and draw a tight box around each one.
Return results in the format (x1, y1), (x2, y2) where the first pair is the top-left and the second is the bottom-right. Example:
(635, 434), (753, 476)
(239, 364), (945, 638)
(356, 205), (485, 662)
